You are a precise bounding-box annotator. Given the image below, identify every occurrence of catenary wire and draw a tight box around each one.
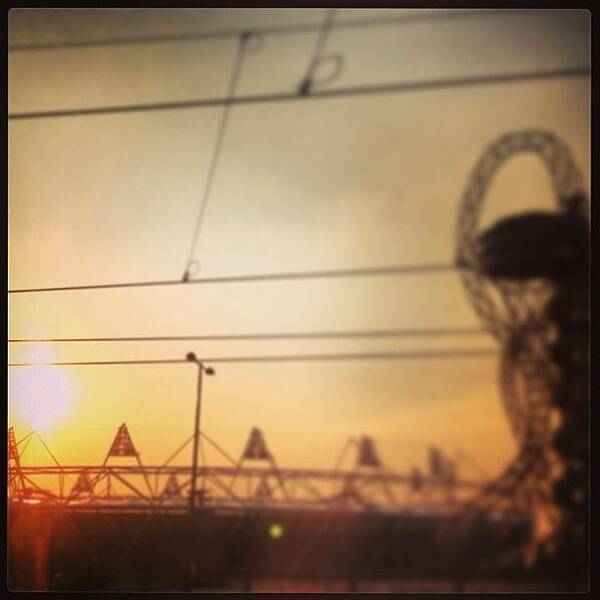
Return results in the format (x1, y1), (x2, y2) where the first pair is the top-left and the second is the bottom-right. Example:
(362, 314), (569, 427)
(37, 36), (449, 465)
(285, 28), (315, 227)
(8, 348), (497, 367)
(182, 34), (250, 281)
(8, 66), (589, 121)
(8, 261), (456, 294)
(298, 8), (337, 94)
(8, 10), (521, 52)
(8, 326), (486, 344)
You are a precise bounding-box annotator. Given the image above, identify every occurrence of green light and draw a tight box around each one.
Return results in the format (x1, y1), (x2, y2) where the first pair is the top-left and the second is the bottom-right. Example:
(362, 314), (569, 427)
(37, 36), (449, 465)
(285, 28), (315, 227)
(269, 522), (284, 539)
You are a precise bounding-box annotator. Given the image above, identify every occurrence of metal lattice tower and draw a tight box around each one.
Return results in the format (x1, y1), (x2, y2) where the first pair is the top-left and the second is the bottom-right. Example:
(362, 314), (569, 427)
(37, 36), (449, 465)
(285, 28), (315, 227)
(357, 436), (381, 468)
(106, 423), (139, 459)
(455, 130), (589, 567)
(8, 427), (25, 496)
(162, 474), (182, 498)
(241, 427), (272, 461)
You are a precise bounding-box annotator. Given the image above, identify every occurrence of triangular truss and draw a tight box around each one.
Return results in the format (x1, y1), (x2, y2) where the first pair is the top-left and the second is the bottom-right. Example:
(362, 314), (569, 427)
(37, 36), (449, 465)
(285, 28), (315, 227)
(8, 427), (25, 496)
(241, 427), (272, 461)
(72, 471), (94, 494)
(107, 423), (138, 458)
(8, 427), (19, 463)
(161, 474), (182, 498)
(226, 427), (289, 502)
(357, 436), (381, 468)
(254, 476), (272, 499)
(409, 466), (425, 491)
(429, 446), (456, 485)
(331, 435), (397, 507)
(100, 423), (153, 500)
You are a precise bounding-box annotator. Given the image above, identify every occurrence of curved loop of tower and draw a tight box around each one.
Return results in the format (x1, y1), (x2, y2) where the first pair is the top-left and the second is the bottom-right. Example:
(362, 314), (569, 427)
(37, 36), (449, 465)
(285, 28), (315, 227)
(454, 130), (589, 569)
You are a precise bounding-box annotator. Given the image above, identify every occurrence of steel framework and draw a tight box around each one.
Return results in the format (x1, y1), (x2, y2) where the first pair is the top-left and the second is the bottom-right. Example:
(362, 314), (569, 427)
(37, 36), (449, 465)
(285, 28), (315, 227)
(8, 424), (482, 514)
(455, 130), (589, 570)
(11, 423), (534, 590)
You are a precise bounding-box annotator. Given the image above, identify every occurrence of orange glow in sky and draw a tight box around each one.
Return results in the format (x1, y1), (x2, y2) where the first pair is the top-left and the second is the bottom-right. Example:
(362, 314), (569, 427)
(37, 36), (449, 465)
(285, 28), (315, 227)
(7, 9), (590, 478)
(9, 345), (75, 436)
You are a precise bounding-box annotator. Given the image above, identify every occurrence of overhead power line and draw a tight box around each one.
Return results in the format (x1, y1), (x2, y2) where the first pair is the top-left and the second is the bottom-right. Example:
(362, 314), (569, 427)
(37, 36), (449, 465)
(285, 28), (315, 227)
(182, 33), (250, 281)
(8, 261), (455, 295)
(8, 326), (487, 344)
(8, 10), (517, 52)
(8, 66), (589, 121)
(298, 8), (337, 95)
(7, 348), (497, 367)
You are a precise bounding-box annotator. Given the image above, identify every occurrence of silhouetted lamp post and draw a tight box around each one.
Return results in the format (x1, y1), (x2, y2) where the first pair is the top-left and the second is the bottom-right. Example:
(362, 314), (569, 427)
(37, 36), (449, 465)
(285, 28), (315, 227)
(185, 352), (215, 590)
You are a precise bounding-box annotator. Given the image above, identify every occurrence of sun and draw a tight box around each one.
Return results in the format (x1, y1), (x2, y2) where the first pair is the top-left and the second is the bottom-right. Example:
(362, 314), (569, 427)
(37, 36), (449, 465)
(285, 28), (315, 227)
(9, 345), (75, 436)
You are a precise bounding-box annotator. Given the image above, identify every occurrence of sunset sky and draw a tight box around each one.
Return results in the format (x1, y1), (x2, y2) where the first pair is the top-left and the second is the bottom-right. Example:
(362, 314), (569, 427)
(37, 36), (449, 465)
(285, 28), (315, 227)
(8, 9), (590, 480)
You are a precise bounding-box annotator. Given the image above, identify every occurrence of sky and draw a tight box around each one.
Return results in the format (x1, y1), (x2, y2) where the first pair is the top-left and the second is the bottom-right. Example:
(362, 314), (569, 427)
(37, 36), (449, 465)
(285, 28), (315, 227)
(7, 9), (590, 481)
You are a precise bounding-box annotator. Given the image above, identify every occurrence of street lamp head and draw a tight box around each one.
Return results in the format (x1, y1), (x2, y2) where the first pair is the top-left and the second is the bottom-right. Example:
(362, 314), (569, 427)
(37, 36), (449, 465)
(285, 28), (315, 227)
(186, 352), (197, 362)
(205, 367), (215, 376)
